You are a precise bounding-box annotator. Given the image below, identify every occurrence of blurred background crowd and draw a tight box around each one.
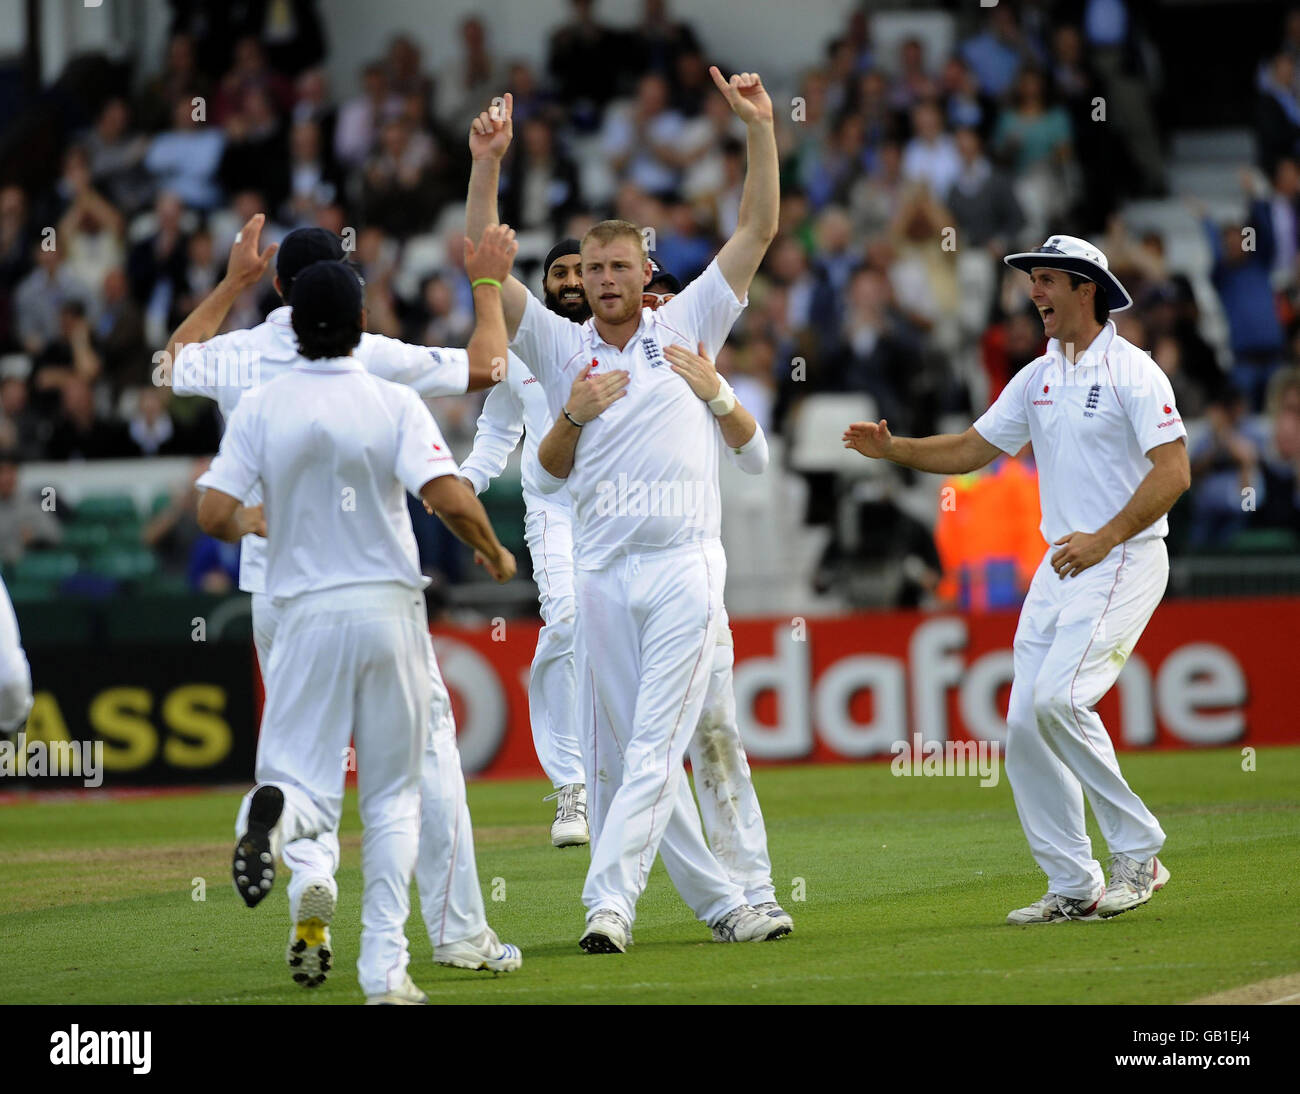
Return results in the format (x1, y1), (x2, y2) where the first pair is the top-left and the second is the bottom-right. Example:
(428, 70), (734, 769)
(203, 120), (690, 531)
(0, 0), (1297, 620)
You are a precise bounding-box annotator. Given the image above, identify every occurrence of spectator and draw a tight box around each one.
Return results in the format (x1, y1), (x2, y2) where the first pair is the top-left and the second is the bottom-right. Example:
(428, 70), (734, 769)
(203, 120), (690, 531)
(13, 247), (91, 356)
(940, 56), (985, 133)
(82, 98), (153, 215)
(1255, 53), (1300, 176)
(218, 86), (291, 211)
(45, 376), (130, 460)
(413, 274), (473, 348)
(961, 4), (1040, 100)
(902, 100), (961, 202)
(499, 117), (582, 235)
(1200, 195), (1284, 409)
(144, 98), (226, 211)
(803, 110), (870, 213)
(291, 67), (335, 131)
(946, 127), (1025, 253)
(670, 49), (712, 119)
(91, 267), (146, 390)
(887, 38), (939, 114)
(282, 118), (341, 226)
(992, 68), (1072, 175)
(548, 0), (622, 124)
(136, 33), (210, 133)
(631, 0), (701, 84)
(678, 93), (746, 204)
(1260, 368), (1300, 535)
(55, 158), (126, 297)
(434, 17), (502, 132)
(1264, 159), (1300, 290)
(254, 0), (327, 76)
(212, 36), (294, 125)
(1050, 22), (1124, 230)
(385, 34), (434, 105)
(334, 62), (402, 171)
(1188, 386), (1269, 547)
(127, 191), (190, 341)
(847, 138), (905, 240)
(125, 386), (181, 457)
(807, 205), (859, 334)
(0, 185), (34, 294)
(601, 73), (686, 199)
(360, 118), (439, 234)
(1143, 276), (1225, 409)
(0, 451), (63, 564)
(0, 360), (45, 460)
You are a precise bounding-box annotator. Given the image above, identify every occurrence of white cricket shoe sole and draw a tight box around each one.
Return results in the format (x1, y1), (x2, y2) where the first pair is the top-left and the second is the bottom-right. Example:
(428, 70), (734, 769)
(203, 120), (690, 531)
(287, 882), (335, 988)
(435, 927), (522, 973)
(233, 784), (282, 908)
(1006, 891), (1104, 925)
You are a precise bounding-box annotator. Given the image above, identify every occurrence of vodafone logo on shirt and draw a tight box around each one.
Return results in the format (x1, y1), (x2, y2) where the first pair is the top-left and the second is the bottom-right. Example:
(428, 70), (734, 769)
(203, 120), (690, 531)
(1033, 382), (1053, 407)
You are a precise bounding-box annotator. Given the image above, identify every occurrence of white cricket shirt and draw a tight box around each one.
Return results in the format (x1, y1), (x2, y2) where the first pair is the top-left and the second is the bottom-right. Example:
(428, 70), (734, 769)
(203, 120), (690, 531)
(973, 321), (1188, 545)
(196, 356), (459, 600)
(459, 350), (571, 511)
(173, 304), (469, 593)
(509, 258), (746, 569)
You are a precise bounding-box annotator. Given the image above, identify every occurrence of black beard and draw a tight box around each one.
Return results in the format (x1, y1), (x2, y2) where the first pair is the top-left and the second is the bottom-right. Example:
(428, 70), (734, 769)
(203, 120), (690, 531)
(544, 288), (592, 322)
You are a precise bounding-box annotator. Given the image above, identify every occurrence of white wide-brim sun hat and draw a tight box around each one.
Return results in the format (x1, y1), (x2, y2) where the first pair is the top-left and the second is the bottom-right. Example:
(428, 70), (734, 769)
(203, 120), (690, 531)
(1003, 234), (1133, 312)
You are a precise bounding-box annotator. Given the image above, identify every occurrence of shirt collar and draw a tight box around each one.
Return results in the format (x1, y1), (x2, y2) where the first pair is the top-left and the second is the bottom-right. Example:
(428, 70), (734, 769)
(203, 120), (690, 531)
(1047, 320), (1116, 368)
(293, 355), (362, 373)
(584, 308), (653, 352)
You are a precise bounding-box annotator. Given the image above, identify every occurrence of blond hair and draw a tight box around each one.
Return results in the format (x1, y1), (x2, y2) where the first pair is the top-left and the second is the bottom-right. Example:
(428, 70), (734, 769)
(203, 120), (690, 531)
(581, 219), (647, 262)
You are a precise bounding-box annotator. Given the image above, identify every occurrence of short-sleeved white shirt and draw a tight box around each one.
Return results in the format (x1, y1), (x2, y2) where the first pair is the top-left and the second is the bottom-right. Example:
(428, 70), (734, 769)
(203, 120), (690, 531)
(173, 304), (469, 593)
(973, 321), (1187, 545)
(509, 258), (746, 569)
(195, 356), (458, 600)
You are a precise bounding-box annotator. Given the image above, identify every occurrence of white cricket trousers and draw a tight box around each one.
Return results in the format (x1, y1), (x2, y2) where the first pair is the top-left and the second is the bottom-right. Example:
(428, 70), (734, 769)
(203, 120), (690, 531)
(244, 582), (428, 996)
(575, 539), (748, 926)
(524, 502), (584, 787)
(0, 577), (33, 733)
(1005, 538), (1169, 900)
(249, 592), (488, 949)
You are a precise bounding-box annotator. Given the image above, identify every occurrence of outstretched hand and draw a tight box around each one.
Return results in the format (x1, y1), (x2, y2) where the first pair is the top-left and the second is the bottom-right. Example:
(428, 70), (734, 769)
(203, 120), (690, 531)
(843, 419), (894, 460)
(465, 222), (518, 284)
(709, 66), (773, 125)
(226, 214), (278, 290)
(469, 92), (513, 161)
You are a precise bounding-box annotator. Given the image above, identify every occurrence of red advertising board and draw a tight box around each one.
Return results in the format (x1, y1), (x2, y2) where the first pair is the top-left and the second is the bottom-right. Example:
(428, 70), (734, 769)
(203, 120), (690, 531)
(429, 597), (1300, 778)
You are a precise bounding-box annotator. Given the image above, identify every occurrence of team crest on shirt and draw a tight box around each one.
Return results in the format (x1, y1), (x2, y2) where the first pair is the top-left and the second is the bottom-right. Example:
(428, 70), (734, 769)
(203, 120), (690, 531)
(1083, 382), (1101, 418)
(642, 337), (664, 367)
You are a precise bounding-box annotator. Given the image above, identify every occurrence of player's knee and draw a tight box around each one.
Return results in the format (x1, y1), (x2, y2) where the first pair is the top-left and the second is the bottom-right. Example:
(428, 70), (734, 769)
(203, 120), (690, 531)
(1031, 683), (1076, 729)
(0, 653), (33, 732)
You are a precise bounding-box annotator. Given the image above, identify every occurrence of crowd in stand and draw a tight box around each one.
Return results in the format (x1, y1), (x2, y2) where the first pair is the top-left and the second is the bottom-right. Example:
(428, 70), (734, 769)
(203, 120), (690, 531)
(1, 0), (1298, 598)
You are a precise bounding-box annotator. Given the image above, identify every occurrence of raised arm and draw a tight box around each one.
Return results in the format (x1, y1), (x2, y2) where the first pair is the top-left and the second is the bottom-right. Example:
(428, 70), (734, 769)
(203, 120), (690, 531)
(159, 213), (277, 385)
(463, 222), (518, 391)
(843, 419), (1001, 475)
(467, 93), (529, 339)
(710, 67), (778, 302)
(459, 377), (525, 494)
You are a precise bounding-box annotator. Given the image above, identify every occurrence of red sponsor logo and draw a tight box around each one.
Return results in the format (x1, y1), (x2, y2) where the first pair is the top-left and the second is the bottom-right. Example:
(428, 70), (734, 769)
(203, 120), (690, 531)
(1032, 399), (1053, 406)
(1157, 417), (1182, 428)
(1163, 404), (1172, 414)
(1043, 384), (1050, 393)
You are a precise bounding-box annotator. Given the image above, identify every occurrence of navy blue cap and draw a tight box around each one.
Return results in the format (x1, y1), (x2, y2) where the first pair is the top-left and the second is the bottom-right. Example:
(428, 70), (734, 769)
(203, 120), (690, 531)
(278, 228), (345, 293)
(289, 261), (363, 336)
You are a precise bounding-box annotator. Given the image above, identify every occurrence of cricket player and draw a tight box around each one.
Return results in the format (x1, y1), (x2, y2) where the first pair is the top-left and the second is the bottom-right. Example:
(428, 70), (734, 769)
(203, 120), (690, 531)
(165, 217), (520, 985)
(0, 576), (33, 736)
(462, 245), (792, 928)
(843, 235), (1190, 924)
(458, 239), (591, 848)
(466, 67), (788, 952)
(198, 257), (517, 1003)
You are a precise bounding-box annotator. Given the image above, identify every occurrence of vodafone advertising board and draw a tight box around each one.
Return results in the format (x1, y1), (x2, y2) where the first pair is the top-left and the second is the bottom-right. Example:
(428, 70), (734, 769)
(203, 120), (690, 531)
(429, 597), (1298, 778)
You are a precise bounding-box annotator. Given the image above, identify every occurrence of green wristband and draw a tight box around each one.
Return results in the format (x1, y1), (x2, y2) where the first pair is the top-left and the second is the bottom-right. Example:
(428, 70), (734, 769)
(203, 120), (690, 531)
(471, 277), (502, 289)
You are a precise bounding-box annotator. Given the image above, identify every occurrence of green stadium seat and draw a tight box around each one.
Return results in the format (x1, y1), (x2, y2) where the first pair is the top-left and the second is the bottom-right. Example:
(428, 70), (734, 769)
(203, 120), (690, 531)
(62, 523), (112, 552)
(75, 494), (139, 524)
(3, 579), (57, 603)
(1224, 527), (1300, 555)
(12, 550), (79, 583)
(151, 491), (174, 516)
(89, 546), (159, 581)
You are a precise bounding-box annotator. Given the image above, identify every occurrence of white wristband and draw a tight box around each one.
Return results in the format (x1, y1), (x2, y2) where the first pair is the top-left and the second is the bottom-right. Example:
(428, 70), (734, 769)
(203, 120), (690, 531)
(708, 376), (737, 417)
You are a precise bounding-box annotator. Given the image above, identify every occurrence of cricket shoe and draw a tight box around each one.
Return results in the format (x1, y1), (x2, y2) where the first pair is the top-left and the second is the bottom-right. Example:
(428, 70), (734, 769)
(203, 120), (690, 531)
(365, 973), (427, 1005)
(1097, 855), (1170, 919)
(579, 908), (630, 954)
(232, 784), (283, 908)
(751, 901), (795, 933)
(435, 927), (523, 973)
(545, 783), (589, 848)
(711, 904), (792, 942)
(287, 882), (334, 988)
(1005, 891), (1103, 925)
